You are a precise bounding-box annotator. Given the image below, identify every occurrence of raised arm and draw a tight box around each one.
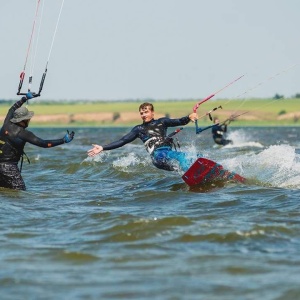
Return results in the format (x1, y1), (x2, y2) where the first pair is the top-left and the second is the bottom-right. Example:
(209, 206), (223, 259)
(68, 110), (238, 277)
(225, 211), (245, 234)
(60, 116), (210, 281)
(4, 93), (32, 123)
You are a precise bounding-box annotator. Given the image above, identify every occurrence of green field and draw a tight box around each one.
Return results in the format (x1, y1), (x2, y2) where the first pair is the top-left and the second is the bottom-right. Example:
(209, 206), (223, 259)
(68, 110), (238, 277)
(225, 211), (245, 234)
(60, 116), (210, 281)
(0, 98), (299, 127)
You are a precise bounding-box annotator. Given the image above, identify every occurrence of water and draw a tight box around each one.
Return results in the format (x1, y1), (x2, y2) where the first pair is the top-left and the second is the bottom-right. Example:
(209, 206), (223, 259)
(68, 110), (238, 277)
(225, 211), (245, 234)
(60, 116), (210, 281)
(1, 126), (300, 300)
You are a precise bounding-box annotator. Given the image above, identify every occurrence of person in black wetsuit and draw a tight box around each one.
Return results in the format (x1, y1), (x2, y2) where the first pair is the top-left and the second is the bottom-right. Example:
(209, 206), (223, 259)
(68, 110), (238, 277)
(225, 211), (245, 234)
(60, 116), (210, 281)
(211, 117), (232, 146)
(87, 102), (198, 172)
(0, 93), (75, 190)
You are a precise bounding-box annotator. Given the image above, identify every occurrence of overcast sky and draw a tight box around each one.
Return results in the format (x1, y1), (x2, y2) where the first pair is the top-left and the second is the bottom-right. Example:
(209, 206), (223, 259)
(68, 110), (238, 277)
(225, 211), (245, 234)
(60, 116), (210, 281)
(1, 0), (299, 101)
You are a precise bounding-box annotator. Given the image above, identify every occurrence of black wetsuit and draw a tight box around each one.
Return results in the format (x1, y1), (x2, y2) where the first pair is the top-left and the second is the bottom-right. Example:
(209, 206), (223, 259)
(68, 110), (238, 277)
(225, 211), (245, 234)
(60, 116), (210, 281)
(102, 116), (194, 171)
(212, 123), (232, 146)
(0, 98), (65, 190)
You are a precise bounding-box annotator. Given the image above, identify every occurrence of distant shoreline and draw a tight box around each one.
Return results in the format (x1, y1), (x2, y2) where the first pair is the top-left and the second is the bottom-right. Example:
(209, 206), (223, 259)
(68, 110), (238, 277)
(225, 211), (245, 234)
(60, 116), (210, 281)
(1, 98), (299, 127)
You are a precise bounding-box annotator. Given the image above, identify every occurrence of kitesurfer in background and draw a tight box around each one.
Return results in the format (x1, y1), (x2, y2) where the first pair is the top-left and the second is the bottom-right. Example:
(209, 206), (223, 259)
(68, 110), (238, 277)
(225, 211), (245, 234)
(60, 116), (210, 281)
(0, 93), (75, 190)
(212, 117), (232, 146)
(88, 102), (198, 172)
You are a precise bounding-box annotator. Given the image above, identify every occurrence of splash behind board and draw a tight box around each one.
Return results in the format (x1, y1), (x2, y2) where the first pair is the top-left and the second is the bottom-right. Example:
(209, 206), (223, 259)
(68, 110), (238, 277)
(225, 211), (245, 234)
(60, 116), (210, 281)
(182, 157), (246, 186)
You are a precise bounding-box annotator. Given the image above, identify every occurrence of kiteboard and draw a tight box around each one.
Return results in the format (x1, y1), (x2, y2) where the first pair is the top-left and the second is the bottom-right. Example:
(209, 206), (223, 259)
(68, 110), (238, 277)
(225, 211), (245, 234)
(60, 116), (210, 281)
(182, 157), (246, 186)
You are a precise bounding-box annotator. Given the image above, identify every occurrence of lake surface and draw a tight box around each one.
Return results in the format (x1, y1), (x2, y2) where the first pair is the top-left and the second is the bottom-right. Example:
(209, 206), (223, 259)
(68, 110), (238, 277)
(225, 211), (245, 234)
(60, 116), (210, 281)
(1, 126), (300, 300)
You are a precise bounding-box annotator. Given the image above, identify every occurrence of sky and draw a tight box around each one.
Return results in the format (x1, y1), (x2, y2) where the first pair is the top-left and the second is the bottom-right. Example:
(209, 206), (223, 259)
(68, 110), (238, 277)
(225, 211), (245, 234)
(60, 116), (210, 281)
(1, 0), (299, 101)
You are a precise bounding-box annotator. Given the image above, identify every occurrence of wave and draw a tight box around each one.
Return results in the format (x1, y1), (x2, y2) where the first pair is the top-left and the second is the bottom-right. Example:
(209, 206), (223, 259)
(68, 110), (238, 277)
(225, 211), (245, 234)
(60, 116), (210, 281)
(222, 144), (300, 189)
(225, 129), (264, 148)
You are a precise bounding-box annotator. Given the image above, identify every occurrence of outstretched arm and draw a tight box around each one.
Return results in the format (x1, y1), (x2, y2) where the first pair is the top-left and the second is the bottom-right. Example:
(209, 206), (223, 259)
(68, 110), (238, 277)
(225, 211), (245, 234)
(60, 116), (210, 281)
(18, 130), (75, 148)
(87, 128), (138, 157)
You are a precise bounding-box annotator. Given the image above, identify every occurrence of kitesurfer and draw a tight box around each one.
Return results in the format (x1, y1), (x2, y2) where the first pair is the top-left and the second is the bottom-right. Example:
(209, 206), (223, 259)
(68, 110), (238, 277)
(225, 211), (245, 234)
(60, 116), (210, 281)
(87, 102), (198, 172)
(0, 93), (75, 190)
(212, 117), (232, 146)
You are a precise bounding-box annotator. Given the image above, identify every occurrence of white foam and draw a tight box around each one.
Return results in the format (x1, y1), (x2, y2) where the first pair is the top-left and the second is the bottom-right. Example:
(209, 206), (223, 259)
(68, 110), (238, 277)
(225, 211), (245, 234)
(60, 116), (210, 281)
(225, 129), (264, 148)
(222, 144), (300, 189)
(113, 152), (150, 170)
(83, 151), (110, 163)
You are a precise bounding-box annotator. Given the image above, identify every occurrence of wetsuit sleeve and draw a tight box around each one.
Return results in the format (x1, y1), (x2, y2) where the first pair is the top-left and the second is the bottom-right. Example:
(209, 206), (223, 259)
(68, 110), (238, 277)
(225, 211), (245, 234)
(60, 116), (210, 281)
(17, 130), (64, 148)
(4, 97), (27, 123)
(161, 116), (190, 127)
(102, 128), (139, 150)
(212, 125), (218, 134)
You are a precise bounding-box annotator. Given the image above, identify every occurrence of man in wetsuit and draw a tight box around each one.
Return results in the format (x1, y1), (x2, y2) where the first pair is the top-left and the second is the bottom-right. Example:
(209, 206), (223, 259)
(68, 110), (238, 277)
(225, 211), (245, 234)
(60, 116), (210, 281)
(0, 93), (75, 190)
(211, 117), (232, 146)
(87, 102), (198, 172)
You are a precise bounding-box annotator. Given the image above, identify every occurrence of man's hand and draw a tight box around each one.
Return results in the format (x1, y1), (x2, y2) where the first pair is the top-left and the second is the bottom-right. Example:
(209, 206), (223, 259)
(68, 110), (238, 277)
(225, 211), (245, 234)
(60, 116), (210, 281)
(188, 112), (198, 122)
(63, 130), (75, 143)
(87, 144), (103, 157)
(26, 92), (34, 99)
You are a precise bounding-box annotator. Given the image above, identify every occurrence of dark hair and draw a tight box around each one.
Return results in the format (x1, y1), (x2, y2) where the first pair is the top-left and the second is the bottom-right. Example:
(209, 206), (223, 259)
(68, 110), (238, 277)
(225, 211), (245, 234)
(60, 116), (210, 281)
(139, 102), (154, 111)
